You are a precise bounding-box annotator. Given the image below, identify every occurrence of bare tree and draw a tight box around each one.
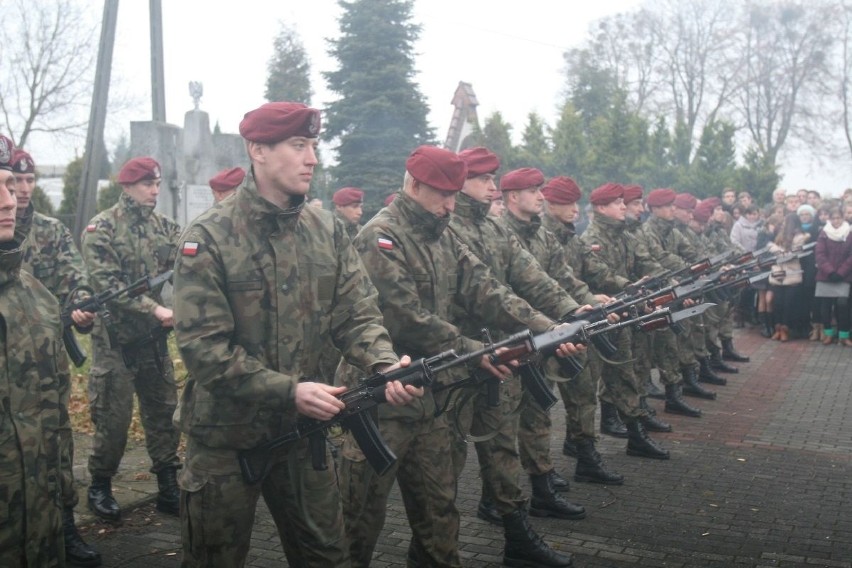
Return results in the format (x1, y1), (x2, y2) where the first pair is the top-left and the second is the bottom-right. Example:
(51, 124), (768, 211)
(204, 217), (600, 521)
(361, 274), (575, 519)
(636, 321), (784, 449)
(839, 1), (852, 161)
(0, 0), (95, 148)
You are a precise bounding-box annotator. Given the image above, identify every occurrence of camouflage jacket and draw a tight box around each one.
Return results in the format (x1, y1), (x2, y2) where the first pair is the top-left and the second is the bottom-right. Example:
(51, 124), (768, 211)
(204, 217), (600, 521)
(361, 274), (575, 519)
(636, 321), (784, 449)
(640, 216), (699, 271)
(16, 203), (89, 306)
(334, 208), (361, 241)
(705, 222), (744, 256)
(579, 213), (664, 294)
(501, 210), (596, 305)
(544, 213), (624, 294)
(0, 240), (67, 565)
(81, 193), (180, 344)
(173, 172), (397, 449)
(448, 192), (578, 337)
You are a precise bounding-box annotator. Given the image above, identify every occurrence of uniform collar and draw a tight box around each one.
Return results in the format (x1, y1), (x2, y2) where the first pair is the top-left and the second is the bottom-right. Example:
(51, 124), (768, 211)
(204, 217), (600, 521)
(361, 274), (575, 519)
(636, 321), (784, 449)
(0, 240), (23, 288)
(504, 210), (541, 241)
(542, 214), (575, 244)
(453, 192), (490, 224)
(393, 191), (451, 241)
(592, 212), (625, 235)
(119, 192), (155, 220)
(240, 168), (305, 232)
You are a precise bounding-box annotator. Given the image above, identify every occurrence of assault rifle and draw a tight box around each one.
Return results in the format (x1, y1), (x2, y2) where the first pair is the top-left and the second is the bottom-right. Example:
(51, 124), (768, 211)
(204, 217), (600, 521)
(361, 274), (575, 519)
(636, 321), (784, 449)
(236, 305), (711, 484)
(120, 325), (174, 377)
(61, 270), (173, 367)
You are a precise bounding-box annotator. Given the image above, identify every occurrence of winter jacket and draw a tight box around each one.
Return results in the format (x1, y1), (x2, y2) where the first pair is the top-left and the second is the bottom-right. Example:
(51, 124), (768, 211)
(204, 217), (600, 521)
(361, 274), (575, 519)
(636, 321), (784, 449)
(730, 216), (761, 252)
(815, 225), (852, 283)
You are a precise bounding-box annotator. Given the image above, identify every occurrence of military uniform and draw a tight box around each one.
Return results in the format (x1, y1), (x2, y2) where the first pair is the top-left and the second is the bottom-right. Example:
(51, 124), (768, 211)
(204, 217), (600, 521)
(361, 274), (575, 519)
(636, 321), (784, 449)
(81, 192), (181, 480)
(174, 172), (397, 566)
(340, 190), (556, 568)
(334, 208), (361, 241)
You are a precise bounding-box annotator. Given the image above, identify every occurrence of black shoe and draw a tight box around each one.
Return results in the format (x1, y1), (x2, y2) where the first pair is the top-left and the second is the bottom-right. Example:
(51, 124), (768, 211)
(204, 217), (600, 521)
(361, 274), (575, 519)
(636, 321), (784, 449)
(683, 365), (717, 399)
(63, 507), (102, 567)
(664, 383), (702, 418)
(599, 401), (628, 438)
(155, 467), (180, 517)
(708, 345), (738, 374)
(529, 473), (586, 520)
(548, 470), (570, 492)
(87, 476), (121, 522)
(562, 439), (578, 458)
(625, 419), (670, 460)
(759, 313), (774, 338)
(639, 397), (672, 432)
(700, 356), (730, 384)
(722, 338), (750, 362)
(573, 438), (624, 485)
(477, 497), (503, 526)
(503, 508), (574, 567)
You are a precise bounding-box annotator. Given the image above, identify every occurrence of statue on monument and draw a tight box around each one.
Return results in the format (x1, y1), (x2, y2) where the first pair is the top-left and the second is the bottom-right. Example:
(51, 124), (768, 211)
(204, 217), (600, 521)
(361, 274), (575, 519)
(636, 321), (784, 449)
(189, 81), (203, 110)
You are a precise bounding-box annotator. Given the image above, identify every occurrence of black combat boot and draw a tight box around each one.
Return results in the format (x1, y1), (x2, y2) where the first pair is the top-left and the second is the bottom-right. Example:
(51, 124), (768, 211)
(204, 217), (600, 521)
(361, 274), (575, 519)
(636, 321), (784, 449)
(664, 383), (702, 417)
(682, 364), (717, 399)
(625, 418), (670, 460)
(639, 397), (672, 432)
(477, 496), (503, 526)
(645, 378), (666, 400)
(700, 355), (730, 384)
(599, 401), (628, 438)
(529, 472), (586, 520)
(63, 507), (102, 567)
(722, 338), (750, 362)
(562, 438), (578, 458)
(503, 507), (574, 567)
(707, 344), (738, 374)
(87, 476), (120, 521)
(155, 467), (180, 516)
(573, 438), (624, 485)
(548, 470), (570, 492)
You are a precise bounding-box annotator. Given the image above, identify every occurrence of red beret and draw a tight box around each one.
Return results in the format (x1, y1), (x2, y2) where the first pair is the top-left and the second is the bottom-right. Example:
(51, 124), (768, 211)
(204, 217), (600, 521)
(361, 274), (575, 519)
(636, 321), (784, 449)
(542, 176), (581, 204)
(332, 186), (364, 206)
(239, 102), (321, 144)
(704, 196), (722, 209)
(11, 149), (35, 174)
(384, 193), (397, 206)
(459, 147), (500, 177)
(646, 188), (677, 208)
(500, 168), (545, 191)
(0, 134), (14, 171)
(692, 201), (715, 224)
(117, 157), (161, 185)
(589, 182), (624, 206)
(406, 146), (467, 191)
(673, 192), (697, 211)
(622, 184), (644, 203)
(209, 167), (245, 192)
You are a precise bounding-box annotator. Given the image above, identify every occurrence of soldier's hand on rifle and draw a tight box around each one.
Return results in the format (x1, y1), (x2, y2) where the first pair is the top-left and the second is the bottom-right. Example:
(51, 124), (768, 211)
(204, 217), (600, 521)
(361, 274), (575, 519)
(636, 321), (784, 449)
(378, 356), (424, 406)
(593, 294), (613, 305)
(549, 322), (587, 357)
(153, 305), (174, 327)
(295, 382), (347, 421)
(479, 347), (517, 382)
(71, 309), (96, 328)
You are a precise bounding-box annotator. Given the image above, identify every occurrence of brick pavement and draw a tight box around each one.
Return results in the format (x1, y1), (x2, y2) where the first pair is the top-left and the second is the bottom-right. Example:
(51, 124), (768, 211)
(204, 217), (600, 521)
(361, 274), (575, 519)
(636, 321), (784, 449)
(71, 327), (852, 567)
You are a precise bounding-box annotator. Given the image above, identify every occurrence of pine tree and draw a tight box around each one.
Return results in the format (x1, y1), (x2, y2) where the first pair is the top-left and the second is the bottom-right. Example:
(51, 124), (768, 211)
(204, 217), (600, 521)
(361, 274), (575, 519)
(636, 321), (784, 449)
(265, 23), (312, 104)
(480, 112), (515, 171)
(517, 113), (551, 174)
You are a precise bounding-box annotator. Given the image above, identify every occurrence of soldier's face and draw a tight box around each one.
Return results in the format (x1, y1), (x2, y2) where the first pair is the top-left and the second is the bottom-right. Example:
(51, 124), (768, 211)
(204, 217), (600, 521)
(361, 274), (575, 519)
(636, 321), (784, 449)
(513, 187), (544, 218)
(336, 203), (363, 224)
(123, 179), (161, 207)
(412, 182), (456, 217)
(625, 199), (644, 220)
(597, 198), (626, 221)
(546, 201), (578, 224)
(251, 137), (319, 200)
(13, 172), (35, 214)
(488, 198), (504, 217)
(651, 204), (674, 221)
(673, 207), (692, 224)
(0, 170), (18, 242)
(462, 173), (497, 203)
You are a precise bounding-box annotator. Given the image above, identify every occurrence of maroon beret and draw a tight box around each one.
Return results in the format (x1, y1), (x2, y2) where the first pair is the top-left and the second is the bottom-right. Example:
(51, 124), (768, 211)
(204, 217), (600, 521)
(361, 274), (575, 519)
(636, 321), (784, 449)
(117, 157), (161, 185)
(239, 102), (321, 144)
(209, 167), (245, 192)
(673, 192), (697, 211)
(622, 184), (644, 203)
(589, 182), (625, 206)
(542, 176), (581, 204)
(11, 149), (35, 174)
(646, 188), (677, 208)
(406, 146), (467, 191)
(0, 134), (14, 171)
(692, 201), (715, 224)
(384, 193), (397, 206)
(459, 147), (500, 177)
(332, 186), (364, 206)
(500, 168), (545, 191)
(704, 196), (722, 209)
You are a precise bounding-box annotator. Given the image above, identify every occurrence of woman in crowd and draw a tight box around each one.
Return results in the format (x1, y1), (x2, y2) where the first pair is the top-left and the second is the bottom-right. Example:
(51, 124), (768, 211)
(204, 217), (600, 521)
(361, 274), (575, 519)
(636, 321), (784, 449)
(814, 207), (852, 346)
(768, 213), (810, 342)
(755, 214), (782, 337)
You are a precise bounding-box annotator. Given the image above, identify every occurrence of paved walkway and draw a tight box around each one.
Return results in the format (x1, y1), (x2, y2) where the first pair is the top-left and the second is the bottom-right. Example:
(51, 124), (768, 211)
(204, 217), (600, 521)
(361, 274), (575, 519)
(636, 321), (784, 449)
(71, 327), (852, 567)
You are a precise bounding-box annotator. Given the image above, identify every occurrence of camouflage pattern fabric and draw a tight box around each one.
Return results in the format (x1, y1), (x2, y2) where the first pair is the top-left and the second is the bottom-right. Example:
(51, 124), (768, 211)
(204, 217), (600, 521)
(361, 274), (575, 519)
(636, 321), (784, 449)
(334, 207), (361, 242)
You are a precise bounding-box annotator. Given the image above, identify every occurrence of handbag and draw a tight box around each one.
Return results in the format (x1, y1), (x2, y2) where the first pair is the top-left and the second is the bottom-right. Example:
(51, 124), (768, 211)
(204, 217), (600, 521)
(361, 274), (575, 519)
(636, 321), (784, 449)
(815, 281), (851, 298)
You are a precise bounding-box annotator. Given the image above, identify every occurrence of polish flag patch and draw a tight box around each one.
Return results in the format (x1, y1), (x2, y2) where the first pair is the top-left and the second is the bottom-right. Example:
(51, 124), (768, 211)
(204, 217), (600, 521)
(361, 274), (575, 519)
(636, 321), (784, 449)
(182, 241), (200, 256)
(590, 244), (601, 252)
(86, 224), (97, 232)
(377, 237), (394, 251)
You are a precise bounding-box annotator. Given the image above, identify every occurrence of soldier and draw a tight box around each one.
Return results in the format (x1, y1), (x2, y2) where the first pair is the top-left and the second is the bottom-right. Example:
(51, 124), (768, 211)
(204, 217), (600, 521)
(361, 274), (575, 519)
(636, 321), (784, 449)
(81, 156), (182, 522)
(11, 148), (102, 566)
(339, 145), (583, 568)
(448, 148), (585, 566)
(172, 102), (419, 566)
(208, 166), (244, 203)
(0, 134), (67, 566)
(331, 186), (365, 240)
(578, 183), (670, 460)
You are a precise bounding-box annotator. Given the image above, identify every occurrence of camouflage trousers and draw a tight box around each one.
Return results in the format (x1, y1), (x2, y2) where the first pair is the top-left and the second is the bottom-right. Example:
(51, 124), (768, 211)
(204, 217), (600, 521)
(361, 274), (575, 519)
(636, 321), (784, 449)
(87, 333), (180, 477)
(597, 328), (645, 419)
(449, 374), (526, 516)
(704, 300), (734, 348)
(340, 400), (460, 568)
(556, 351), (596, 443)
(59, 363), (78, 509)
(675, 317), (707, 368)
(650, 328), (682, 386)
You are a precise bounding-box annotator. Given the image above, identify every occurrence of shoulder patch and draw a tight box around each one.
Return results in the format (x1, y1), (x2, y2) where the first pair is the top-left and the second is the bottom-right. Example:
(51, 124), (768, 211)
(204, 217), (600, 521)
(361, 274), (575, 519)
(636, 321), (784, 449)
(181, 241), (200, 256)
(377, 236), (394, 251)
(590, 244), (601, 252)
(86, 224), (97, 232)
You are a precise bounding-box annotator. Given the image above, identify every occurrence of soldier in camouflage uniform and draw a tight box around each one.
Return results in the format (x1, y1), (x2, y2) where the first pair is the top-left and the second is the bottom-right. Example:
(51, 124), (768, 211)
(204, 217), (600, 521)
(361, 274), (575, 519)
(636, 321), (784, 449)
(339, 145), (583, 568)
(447, 149), (582, 567)
(81, 156), (182, 522)
(208, 166), (244, 203)
(173, 102), (419, 567)
(578, 183), (670, 460)
(541, 177), (630, 485)
(11, 148), (102, 566)
(0, 135), (67, 566)
(332, 186), (364, 240)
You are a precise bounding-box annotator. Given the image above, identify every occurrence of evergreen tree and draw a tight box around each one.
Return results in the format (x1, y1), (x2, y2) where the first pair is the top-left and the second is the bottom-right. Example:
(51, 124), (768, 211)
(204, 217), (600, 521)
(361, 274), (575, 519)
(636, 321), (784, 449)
(97, 179), (122, 212)
(736, 147), (780, 204)
(324, 0), (434, 207)
(58, 156), (83, 228)
(681, 120), (738, 197)
(643, 116), (677, 189)
(480, 112), (516, 171)
(551, 102), (588, 185)
(265, 23), (312, 104)
(31, 185), (56, 216)
(517, 113), (552, 173)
